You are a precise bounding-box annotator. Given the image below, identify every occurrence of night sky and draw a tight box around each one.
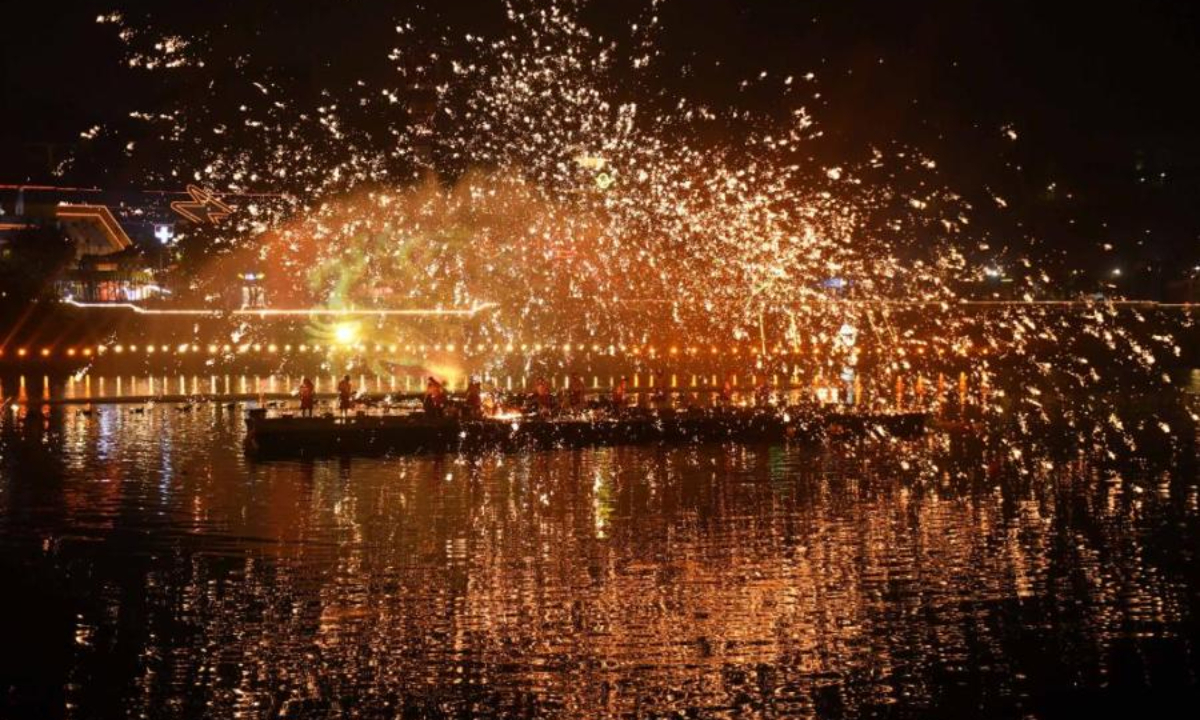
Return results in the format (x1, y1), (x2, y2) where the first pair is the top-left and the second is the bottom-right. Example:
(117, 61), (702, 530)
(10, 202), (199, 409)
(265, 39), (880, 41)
(3, 0), (1199, 281)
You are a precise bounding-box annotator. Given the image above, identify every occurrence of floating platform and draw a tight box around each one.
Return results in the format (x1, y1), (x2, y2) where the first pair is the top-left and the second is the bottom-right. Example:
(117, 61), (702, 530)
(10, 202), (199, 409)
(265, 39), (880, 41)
(244, 407), (928, 456)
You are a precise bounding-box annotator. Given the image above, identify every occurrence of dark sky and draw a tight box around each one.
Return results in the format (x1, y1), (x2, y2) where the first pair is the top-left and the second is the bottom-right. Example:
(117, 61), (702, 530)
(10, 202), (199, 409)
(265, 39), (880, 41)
(3, 0), (1199, 276)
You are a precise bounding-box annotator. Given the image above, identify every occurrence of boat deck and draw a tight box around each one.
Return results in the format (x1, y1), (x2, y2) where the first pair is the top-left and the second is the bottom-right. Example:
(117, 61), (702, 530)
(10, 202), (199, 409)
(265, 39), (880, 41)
(245, 406), (929, 456)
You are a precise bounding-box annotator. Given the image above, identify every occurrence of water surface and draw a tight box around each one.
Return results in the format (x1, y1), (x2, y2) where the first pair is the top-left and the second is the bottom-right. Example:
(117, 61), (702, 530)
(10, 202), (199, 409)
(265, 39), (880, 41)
(1, 404), (1197, 718)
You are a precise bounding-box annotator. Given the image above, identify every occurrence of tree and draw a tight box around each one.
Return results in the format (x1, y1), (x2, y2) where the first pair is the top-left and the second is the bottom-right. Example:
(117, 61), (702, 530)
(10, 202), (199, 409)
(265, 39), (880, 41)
(0, 223), (76, 308)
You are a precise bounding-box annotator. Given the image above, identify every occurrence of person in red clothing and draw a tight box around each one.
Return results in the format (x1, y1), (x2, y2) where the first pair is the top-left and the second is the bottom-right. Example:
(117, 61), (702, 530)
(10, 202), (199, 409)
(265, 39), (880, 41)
(719, 375), (734, 405)
(612, 376), (628, 408)
(299, 377), (316, 417)
(337, 375), (354, 415)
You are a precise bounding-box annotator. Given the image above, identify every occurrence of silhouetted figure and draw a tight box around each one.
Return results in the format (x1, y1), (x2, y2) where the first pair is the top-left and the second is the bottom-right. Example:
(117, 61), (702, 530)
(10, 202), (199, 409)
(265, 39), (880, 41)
(612, 376), (628, 409)
(337, 375), (354, 415)
(568, 374), (586, 409)
(719, 376), (734, 406)
(533, 377), (553, 413)
(299, 377), (316, 417)
(755, 380), (771, 407)
(465, 378), (482, 418)
(424, 376), (446, 417)
(651, 370), (668, 408)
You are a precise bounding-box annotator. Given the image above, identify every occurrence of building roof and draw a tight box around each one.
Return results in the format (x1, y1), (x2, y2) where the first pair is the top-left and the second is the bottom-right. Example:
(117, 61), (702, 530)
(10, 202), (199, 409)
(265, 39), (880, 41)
(54, 204), (133, 254)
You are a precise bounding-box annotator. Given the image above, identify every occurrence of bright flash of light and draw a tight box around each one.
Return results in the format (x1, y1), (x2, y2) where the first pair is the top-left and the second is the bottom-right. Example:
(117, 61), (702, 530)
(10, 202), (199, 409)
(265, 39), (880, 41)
(333, 322), (360, 346)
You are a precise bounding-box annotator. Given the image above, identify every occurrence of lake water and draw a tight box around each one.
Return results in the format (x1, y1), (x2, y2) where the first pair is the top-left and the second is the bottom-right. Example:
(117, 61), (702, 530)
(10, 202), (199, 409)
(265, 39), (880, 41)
(1, 403), (1197, 718)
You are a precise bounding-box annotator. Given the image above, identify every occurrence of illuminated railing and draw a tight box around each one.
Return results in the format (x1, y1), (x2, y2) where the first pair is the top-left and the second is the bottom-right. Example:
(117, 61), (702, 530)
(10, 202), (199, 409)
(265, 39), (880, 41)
(63, 298), (501, 317)
(0, 341), (996, 360)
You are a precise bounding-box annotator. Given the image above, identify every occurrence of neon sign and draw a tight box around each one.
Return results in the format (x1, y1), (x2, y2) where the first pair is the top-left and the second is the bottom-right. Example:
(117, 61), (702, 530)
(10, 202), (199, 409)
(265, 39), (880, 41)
(170, 185), (233, 224)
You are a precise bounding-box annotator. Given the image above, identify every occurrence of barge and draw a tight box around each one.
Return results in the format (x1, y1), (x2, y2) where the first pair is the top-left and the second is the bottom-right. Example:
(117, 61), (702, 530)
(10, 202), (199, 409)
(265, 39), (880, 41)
(245, 406), (928, 456)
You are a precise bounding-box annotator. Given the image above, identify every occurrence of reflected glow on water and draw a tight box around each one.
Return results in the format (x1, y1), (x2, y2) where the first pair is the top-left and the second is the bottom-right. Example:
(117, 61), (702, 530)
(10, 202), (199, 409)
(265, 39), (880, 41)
(0, 372), (984, 409)
(0, 405), (1198, 717)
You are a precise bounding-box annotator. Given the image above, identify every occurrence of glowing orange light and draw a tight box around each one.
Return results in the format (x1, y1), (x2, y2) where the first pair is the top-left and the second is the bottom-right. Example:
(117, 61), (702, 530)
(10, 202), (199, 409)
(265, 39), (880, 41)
(170, 184), (233, 224)
(64, 298), (499, 318)
(55, 205), (132, 251)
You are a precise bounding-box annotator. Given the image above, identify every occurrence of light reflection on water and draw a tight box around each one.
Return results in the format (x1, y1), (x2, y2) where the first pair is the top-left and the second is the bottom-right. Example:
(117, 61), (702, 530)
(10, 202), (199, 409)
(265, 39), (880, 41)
(2, 374), (424, 402)
(0, 405), (1197, 718)
(0, 373), (977, 407)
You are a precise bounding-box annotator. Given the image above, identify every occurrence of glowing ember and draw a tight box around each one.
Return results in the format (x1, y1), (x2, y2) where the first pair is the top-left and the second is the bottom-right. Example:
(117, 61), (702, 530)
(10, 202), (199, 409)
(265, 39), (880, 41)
(71, 0), (1195, 466)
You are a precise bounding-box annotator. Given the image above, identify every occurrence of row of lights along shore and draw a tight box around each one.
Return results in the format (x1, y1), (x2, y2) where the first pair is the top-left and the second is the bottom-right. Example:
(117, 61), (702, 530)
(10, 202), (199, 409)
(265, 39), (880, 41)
(0, 342), (987, 359)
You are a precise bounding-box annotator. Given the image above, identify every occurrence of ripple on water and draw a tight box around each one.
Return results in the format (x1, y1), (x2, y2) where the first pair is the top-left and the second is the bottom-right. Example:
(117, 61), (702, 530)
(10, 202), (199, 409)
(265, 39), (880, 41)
(0, 404), (1197, 718)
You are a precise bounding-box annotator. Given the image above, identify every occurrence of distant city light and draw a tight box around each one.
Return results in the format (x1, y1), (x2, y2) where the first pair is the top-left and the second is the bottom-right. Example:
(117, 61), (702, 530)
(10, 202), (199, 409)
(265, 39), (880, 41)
(63, 298), (498, 318)
(154, 224), (175, 245)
